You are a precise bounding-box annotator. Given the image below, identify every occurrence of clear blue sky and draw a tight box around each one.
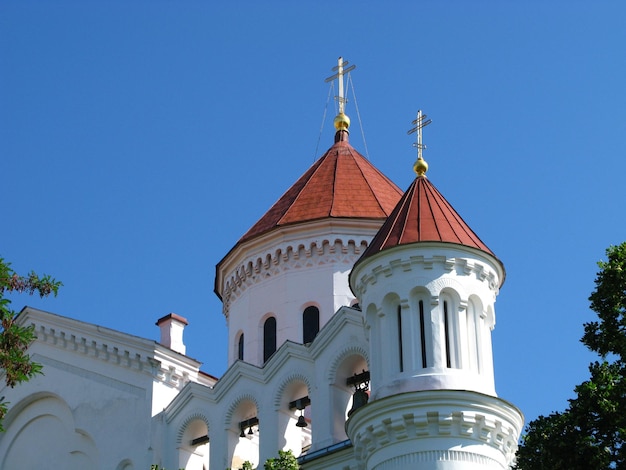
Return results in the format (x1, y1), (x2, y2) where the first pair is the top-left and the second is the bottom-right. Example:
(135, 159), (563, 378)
(2, 1), (625, 429)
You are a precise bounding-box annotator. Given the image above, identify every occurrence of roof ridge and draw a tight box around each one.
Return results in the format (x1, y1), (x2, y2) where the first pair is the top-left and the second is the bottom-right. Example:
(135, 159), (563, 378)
(280, 149), (337, 225)
(426, 179), (489, 248)
(350, 147), (394, 216)
(355, 175), (496, 267)
(423, 178), (451, 243)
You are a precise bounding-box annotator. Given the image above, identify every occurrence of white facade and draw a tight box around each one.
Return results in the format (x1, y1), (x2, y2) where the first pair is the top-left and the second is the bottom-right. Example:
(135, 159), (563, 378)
(217, 218), (382, 368)
(348, 241), (523, 468)
(0, 308), (215, 469)
(0, 108), (522, 469)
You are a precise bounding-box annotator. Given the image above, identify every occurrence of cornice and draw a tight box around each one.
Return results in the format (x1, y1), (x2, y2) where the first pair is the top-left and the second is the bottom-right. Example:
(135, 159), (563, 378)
(375, 450), (503, 469)
(351, 243), (502, 298)
(346, 390), (523, 468)
(21, 307), (201, 392)
(220, 234), (371, 316)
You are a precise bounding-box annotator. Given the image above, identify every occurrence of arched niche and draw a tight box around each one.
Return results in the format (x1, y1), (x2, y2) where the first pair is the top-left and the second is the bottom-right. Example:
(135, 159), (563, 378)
(275, 376), (312, 457)
(328, 350), (369, 443)
(0, 394), (97, 470)
(178, 416), (210, 470)
(226, 396), (260, 470)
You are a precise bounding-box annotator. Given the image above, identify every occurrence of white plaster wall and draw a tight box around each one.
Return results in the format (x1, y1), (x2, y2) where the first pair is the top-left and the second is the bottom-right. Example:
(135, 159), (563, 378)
(350, 243), (504, 400)
(0, 351), (152, 469)
(0, 308), (207, 470)
(220, 220), (379, 367)
(161, 306), (370, 470)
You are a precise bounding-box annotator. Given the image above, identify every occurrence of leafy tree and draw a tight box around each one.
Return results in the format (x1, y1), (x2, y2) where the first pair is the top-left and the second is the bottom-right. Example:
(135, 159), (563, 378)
(263, 450), (299, 470)
(0, 257), (61, 431)
(226, 462), (254, 470)
(515, 242), (626, 469)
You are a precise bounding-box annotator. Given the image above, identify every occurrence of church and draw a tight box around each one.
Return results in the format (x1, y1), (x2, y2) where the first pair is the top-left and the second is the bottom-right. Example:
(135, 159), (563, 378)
(0, 58), (523, 470)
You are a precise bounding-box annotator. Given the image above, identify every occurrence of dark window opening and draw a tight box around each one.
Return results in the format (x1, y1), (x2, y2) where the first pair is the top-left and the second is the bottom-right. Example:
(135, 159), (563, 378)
(238, 333), (244, 361)
(397, 305), (404, 372)
(263, 317), (277, 362)
(302, 306), (320, 344)
(419, 300), (427, 368)
(444, 301), (451, 368)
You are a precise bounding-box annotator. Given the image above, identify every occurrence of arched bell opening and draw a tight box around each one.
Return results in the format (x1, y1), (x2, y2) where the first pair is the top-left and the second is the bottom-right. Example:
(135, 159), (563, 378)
(330, 353), (369, 443)
(178, 419), (210, 470)
(278, 380), (312, 457)
(227, 399), (259, 470)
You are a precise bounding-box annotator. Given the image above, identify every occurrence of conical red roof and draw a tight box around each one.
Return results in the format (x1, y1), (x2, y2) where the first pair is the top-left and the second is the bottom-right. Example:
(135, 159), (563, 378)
(238, 131), (403, 243)
(359, 175), (495, 260)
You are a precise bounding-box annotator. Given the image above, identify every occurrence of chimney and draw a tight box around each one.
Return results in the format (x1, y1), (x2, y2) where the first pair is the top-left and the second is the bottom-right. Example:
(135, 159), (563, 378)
(156, 313), (188, 355)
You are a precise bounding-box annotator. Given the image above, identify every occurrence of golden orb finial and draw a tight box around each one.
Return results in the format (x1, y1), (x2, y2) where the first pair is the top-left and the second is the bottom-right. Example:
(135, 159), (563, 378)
(334, 112), (350, 132)
(413, 156), (428, 177)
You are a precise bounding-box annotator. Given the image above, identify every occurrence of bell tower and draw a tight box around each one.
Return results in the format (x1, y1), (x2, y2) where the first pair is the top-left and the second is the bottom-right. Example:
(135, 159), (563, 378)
(214, 58), (403, 368)
(347, 115), (523, 470)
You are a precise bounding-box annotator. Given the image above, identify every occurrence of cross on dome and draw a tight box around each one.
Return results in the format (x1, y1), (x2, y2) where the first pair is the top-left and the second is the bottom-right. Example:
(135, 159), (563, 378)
(325, 56), (356, 132)
(407, 110), (432, 177)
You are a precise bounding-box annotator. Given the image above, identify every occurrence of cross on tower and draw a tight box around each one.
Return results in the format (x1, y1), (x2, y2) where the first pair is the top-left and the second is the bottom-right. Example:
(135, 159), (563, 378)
(325, 57), (356, 115)
(407, 110), (432, 161)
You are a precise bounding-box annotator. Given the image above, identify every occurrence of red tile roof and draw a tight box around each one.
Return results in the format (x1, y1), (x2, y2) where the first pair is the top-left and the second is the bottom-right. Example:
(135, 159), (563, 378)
(359, 175), (495, 260)
(238, 131), (403, 243)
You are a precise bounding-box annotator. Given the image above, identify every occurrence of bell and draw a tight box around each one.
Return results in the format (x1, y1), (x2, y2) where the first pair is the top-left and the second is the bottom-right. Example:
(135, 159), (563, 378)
(296, 414), (308, 428)
(348, 388), (369, 417)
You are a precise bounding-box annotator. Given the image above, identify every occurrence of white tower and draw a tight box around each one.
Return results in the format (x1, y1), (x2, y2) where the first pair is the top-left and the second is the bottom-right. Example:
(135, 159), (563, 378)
(347, 118), (523, 470)
(215, 58), (403, 368)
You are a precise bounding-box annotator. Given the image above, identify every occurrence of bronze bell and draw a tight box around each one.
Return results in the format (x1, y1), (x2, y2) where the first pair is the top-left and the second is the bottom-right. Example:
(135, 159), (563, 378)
(296, 414), (308, 427)
(348, 388), (369, 417)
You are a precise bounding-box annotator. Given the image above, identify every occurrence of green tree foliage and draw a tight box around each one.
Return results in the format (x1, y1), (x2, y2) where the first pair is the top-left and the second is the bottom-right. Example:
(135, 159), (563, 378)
(263, 450), (299, 470)
(515, 242), (626, 469)
(226, 461), (254, 470)
(0, 257), (62, 431)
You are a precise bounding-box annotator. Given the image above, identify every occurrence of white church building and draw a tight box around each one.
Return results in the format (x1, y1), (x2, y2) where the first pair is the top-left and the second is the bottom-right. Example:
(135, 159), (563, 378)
(0, 59), (523, 470)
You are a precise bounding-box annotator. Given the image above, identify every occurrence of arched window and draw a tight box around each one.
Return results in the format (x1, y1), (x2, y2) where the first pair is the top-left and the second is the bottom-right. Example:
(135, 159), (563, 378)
(238, 333), (244, 361)
(263, 317), (277, 362)
(442, 298), (460, 369)
(179, 419), (210, 470)
(443, 300), (452, 368)
(419, 300), (428, 368)
(302, 306), (320, 344)
(397, 305), (404, 372)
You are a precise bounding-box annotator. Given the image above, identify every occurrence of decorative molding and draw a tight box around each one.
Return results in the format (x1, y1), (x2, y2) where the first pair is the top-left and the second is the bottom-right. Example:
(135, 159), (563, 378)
(35, 355), (146, 398)
(223, 392), (262, 426)
(353, 409), (518, 457)
(30, 321), (192, 391)
(272, 372), (314, 408)
(176, 409), (211, 444)
(222, 237), (369, 315)
(326, 344), (370, 383)
(376, 450), (504, 469)
(355, 252), (500, 298)
(347, 391), (522, 469)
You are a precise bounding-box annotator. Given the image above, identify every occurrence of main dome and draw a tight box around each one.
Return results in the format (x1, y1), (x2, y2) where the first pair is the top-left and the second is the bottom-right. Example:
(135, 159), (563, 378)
(238, 131), (403, 244)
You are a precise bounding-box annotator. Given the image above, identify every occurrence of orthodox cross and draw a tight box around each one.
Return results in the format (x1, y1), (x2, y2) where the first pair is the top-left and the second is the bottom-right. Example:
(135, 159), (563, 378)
(325, 57), (356, 115)
(407, 110), (432, 161)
